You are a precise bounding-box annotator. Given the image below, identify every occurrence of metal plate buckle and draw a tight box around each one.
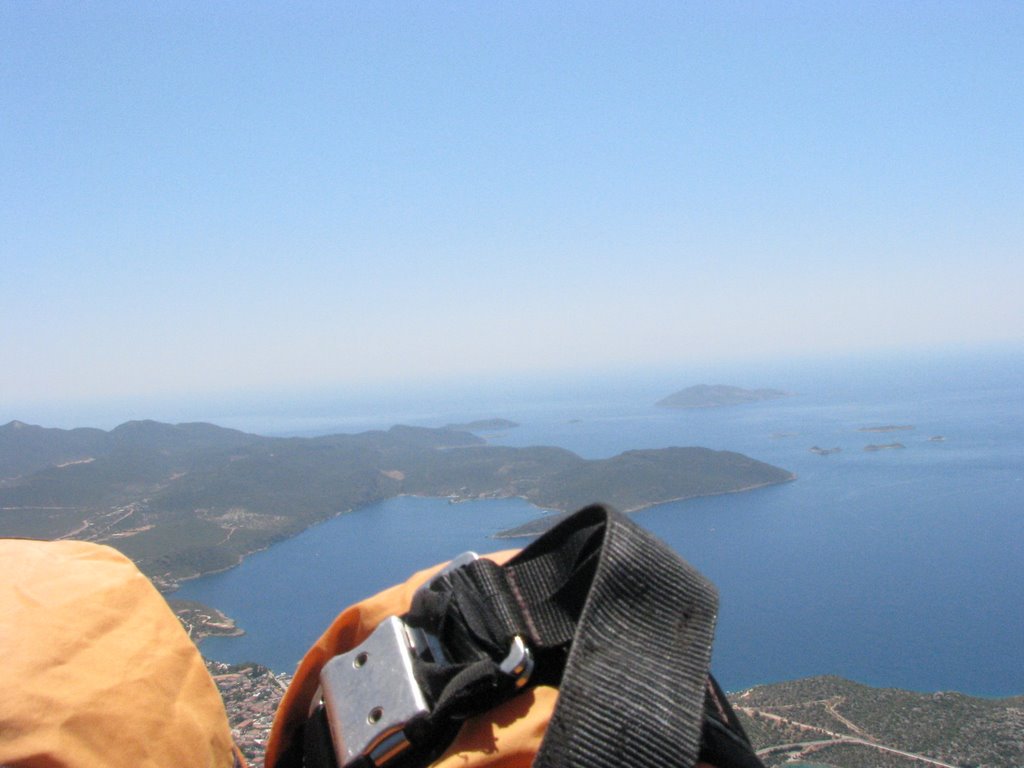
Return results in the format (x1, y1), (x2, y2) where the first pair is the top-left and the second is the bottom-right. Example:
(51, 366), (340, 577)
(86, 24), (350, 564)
(319, 616), (428, 768)
(315, 552), (533, 768)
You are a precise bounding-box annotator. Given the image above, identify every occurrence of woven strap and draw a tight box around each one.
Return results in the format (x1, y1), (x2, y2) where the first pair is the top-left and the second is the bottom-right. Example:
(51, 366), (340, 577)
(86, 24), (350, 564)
(411, 504), (721, 767)
(526, 505), (718, 767)
(300, 504), (737, 768)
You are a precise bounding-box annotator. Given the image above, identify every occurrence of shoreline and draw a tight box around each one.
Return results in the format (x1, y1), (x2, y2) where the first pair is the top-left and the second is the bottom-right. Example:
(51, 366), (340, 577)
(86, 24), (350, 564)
(493, 473), (797, 539)
(161, 469), (798, 586)
(168, 599), (246, 643)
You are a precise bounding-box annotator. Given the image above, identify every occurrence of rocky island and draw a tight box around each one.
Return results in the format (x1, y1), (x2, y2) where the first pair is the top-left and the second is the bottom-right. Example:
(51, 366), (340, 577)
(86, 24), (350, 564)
(864, 442), (906, 452)
(809, 446), (842, 456)
(657, 385), (791, 409)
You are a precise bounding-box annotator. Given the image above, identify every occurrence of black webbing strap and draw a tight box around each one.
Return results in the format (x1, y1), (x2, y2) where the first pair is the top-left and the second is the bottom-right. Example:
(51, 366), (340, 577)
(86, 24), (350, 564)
(408, 503), (722, 768)
(301, 504), (762, 768)
(524, 504), (718, 767)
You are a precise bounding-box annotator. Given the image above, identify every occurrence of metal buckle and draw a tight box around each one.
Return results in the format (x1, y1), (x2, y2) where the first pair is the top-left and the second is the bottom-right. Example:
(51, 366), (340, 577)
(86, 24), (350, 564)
(315, 552), (534, 768)
(500, 634), (534, 689)
(319, 616), (428, 768)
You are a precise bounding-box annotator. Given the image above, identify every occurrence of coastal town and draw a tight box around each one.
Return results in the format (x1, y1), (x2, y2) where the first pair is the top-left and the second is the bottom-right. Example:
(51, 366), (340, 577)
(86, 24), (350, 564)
(174, 602), (288, 765)
(206, 660), (291, 766)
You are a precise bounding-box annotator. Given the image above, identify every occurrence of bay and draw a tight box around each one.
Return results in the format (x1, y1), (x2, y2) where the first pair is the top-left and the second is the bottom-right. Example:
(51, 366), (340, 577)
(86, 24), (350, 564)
(174, 347), (1024, 696)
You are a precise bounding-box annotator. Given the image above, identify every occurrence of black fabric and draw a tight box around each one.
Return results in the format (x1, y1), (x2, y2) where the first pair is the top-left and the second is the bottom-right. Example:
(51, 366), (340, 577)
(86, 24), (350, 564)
(408, 504), (729, 768)
(303, 706), (339, 768)
(516, 505), (720, 768)
(700, 676), (764, 768)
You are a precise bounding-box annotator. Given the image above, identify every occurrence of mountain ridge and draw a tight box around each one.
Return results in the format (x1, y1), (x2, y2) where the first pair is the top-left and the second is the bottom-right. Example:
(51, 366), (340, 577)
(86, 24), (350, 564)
(0, 419), (793, 586)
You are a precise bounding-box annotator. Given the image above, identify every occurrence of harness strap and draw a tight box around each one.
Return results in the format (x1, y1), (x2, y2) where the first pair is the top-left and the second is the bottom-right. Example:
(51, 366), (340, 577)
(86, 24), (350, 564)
(408, 503), (720, 768)
(300, 504), (761, 768)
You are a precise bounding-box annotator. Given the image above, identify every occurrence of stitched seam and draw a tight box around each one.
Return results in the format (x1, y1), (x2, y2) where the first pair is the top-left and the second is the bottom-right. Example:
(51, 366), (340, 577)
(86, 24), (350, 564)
(505, 568), (541, 643)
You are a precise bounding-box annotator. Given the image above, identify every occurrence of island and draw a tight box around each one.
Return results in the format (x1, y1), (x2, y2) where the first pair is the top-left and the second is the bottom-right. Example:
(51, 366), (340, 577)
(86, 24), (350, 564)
(443, 418), (519, 431)
(858, 424), (915, 432)
(656, 385), (791, 409)
(864, 442), (906, 452)
(809, 446), (842, 456)
(0, 419), (793, 587)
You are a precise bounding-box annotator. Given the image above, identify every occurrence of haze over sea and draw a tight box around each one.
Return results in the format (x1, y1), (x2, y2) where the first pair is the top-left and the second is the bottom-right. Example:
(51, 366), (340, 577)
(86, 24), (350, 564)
(173, 347), (1024, 697)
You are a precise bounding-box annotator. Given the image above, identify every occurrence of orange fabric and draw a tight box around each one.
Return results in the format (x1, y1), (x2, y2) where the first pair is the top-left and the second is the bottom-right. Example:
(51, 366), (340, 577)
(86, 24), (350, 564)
(265, 550), (558, 768)
(0, 539), (241, 768)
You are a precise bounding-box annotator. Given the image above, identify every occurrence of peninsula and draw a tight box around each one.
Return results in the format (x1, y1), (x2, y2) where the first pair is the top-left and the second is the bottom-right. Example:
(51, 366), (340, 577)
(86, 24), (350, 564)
(657, 385), (790, 409)
(0, 420), (793, 587)
(169, 599), (244, 643)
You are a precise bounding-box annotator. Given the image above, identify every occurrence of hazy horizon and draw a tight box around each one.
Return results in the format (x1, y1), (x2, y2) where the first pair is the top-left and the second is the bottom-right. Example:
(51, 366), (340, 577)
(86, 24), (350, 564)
(4, 4), (1022, 413)
(5, 341), (1020, 434)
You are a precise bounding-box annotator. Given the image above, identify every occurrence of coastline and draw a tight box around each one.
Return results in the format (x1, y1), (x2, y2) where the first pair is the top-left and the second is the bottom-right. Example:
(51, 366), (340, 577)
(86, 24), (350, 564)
(158, 465), (797, 586)
(169, 599), (245, 643)
(494, 472), (797, 538)
(618, 473), (798, 514)
(167, 476), (798, 640)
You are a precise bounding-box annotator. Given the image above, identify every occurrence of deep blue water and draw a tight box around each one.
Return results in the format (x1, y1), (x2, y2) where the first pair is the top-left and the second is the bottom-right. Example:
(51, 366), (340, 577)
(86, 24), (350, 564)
(174, 347), (1024, 696)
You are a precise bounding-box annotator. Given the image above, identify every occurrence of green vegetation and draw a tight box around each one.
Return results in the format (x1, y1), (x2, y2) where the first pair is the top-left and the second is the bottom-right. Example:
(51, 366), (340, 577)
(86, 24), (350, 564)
(497, 447), (794, 537)
(0, 420), (793, 586)
(656, 385), (791, 409)
(0, 420), (110, 478)
(734, 676), (1024, 768)
(168, 599), (244, 642)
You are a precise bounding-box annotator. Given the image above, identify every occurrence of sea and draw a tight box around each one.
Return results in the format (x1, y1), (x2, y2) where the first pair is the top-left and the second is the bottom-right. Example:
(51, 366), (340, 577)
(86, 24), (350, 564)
(170, 346), (1024, 697)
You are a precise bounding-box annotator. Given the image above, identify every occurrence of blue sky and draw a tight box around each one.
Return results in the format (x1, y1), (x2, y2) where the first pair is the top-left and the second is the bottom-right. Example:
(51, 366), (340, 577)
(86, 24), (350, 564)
(3, 2), (1022, 416)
